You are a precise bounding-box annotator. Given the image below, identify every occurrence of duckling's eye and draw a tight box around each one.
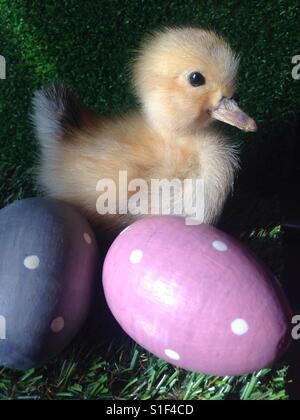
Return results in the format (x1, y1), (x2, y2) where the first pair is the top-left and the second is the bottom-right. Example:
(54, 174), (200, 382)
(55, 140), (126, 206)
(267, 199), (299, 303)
(189, 72), (205, 87)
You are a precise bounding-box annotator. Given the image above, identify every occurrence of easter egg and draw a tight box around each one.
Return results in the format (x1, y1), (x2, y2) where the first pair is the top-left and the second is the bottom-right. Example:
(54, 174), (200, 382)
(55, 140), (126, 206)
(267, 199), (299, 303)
(0, 198), (99, 370)
(103, 216), (291, 376)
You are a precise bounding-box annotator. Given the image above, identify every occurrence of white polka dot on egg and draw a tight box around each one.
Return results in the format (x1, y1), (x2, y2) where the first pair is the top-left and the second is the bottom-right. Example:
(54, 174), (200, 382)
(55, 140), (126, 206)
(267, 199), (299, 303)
(130, 249), (143, 264)
(0, 315), (6, 340)
(231, 318), (249, 336)
(24, 255), (40, 270)
(50, 317), (65, 333)
(212, 240), (228, 252)
(83, 232), (92, 245)
(164, 348), (181, 361)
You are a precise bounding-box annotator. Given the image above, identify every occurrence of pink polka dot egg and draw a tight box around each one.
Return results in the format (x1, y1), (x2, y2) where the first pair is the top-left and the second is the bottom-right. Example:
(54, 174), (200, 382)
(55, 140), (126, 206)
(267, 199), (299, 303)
(103, 216), (291, 376)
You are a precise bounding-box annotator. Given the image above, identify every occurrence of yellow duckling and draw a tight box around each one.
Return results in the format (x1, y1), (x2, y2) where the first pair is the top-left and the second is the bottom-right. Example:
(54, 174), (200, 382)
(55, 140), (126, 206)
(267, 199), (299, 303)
(33, 27), (256, 241)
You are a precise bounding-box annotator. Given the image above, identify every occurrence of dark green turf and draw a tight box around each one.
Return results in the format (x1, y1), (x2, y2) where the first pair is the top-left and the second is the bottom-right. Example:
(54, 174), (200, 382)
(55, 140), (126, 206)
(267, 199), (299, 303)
(0, 0), (300, 400)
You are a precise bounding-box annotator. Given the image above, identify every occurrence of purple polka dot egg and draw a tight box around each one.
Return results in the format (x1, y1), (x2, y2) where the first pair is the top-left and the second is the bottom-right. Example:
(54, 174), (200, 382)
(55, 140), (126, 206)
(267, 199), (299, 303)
(103, 216), (291, 376)
(0, 198), (99, 370)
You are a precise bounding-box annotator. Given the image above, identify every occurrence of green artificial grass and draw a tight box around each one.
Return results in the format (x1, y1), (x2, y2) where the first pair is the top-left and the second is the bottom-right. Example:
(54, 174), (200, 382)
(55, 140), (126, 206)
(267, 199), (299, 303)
(0, 0), (300, 400)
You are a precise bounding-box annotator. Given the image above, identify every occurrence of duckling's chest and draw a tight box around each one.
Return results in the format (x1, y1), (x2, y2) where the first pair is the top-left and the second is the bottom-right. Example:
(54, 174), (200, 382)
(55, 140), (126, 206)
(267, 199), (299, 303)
(153, 134), (237, 181)
(149, 133), (239, 223)
(149, 139), (202, 180)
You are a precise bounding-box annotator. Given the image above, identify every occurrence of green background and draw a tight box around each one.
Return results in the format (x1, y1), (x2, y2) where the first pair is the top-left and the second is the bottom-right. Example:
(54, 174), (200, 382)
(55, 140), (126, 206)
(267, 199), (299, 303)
(0, 0), (300, 400)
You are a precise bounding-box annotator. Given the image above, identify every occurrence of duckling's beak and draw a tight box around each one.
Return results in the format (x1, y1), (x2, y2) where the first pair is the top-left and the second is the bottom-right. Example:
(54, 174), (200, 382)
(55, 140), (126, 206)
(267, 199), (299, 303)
(210, 97), (257, 132)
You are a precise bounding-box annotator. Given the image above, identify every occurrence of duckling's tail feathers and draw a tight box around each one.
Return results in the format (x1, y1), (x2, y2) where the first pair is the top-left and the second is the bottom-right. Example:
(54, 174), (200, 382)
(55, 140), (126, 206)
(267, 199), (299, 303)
(32, 83), (96, 146)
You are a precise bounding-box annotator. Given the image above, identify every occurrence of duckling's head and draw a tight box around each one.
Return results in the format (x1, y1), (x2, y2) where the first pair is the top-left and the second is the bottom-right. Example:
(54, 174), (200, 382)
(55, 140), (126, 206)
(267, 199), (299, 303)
(133, 27), (256, 134)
